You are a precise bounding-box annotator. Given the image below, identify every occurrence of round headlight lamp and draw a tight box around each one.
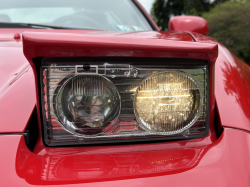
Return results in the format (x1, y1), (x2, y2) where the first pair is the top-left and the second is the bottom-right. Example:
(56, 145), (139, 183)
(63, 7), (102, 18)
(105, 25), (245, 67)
(54, 75), (121, 136)
(134, 71), (202, 135)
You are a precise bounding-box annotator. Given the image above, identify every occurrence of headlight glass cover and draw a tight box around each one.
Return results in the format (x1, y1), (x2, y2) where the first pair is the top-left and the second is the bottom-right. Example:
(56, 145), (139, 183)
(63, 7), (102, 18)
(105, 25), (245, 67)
(41, 59), (208, 146)
(55, 75), (121, 136)
(135, 71), (201, 135)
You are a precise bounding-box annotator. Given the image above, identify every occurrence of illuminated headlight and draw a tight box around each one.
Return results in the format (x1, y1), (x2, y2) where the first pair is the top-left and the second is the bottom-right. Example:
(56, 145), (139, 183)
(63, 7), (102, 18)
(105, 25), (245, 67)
(41, 60), (208, 146)
(135, 71), (201, 134)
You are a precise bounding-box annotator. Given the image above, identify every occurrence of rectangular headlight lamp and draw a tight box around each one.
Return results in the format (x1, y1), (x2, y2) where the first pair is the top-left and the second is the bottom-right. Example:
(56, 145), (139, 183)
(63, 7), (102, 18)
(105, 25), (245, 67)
(40, 58), (209, 146)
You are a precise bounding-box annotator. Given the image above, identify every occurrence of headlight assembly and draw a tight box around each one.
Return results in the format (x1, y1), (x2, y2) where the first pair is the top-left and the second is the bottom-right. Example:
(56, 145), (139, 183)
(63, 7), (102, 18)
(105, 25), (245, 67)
(41, 59), (209, 146)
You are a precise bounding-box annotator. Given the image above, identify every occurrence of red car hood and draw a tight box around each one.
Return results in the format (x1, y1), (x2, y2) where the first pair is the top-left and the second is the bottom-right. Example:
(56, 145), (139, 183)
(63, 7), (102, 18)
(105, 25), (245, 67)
(0, 29), (218, 134)
(2, 30), (250, 187)
(0, 29), (195, 42)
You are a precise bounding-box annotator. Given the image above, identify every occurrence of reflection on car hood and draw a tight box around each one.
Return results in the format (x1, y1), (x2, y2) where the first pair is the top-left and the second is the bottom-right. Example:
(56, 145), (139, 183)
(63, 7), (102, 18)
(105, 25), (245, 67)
(0, 29), (194, 42)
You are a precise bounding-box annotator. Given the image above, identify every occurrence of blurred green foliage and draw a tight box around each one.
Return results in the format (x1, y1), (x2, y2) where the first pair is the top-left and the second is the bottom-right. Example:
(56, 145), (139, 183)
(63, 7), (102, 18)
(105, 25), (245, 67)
(203, 0), (250, 64)
(151, 0), (226, 31)
(151, 0), (250, 63)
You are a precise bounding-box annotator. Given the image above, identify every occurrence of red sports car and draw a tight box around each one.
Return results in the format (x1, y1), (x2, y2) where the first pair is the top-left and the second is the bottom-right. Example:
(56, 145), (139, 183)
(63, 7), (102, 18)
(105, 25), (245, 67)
(1, 0), (250, 186)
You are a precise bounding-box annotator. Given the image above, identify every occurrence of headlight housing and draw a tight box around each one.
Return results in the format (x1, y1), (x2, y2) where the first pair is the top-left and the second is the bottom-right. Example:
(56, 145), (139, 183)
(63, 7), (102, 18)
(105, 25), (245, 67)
(41, 58), (209, 146)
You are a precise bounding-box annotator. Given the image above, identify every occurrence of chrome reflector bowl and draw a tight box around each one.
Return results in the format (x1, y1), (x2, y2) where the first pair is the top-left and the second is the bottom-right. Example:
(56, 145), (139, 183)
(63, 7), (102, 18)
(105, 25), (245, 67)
(135, 71), (202, 135)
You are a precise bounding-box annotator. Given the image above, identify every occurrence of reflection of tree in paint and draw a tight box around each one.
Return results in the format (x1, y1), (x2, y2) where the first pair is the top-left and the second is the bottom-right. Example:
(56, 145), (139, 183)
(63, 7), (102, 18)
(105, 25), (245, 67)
(222, 58), (250, 120)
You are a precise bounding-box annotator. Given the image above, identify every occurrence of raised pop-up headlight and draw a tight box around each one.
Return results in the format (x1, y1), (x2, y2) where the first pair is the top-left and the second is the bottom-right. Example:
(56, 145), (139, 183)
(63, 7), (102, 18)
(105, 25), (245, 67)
(41, 60), (208, 146)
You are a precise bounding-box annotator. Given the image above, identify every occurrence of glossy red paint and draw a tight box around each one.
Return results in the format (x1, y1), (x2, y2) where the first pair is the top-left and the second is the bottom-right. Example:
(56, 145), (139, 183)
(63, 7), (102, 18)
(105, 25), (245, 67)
(0, 45), (35, 133)
(22, 31), (217, 61)
(215, 46), (250, 132)
(190, 33), (250, 134)
(14, 33), (21, 40)
(0, 128), (249, 186)
(188, 32), (217, 44)
(0, 29), (193, 42)
(0, 28), (105, 41)
(105, 31), (194, 41)
(169, 16), (209, 36)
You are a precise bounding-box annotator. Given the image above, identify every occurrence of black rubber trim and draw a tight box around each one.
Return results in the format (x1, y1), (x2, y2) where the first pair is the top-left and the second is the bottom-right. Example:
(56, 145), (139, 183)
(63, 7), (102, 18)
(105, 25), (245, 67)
(224, 127), (250, 134)
(0, 132), (29, 143)
(131, 0), (158, 31)
(0, 133), (27, 136)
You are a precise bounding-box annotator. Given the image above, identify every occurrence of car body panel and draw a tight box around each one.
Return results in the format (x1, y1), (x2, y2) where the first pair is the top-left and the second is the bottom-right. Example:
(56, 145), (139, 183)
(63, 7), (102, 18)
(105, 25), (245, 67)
(0, 45), (35, 133)
(1, 128), (250, 187)
(191, 33), (250, 133)
(169, 16), (209, 35)
(215, 45), (250, 132)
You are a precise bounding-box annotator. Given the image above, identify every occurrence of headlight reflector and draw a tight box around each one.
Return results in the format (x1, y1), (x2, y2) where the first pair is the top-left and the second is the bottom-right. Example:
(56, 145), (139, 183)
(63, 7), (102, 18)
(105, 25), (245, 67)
(55, 75), (121, 136)
(135, 71), (202, 134)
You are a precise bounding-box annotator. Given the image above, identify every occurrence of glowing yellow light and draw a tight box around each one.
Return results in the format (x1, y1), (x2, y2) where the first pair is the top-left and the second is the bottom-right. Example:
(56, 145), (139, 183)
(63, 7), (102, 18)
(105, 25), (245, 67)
(137, 95), (191, 98)
(135, 71), (201, 134)
(158, 103), (180, 106)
